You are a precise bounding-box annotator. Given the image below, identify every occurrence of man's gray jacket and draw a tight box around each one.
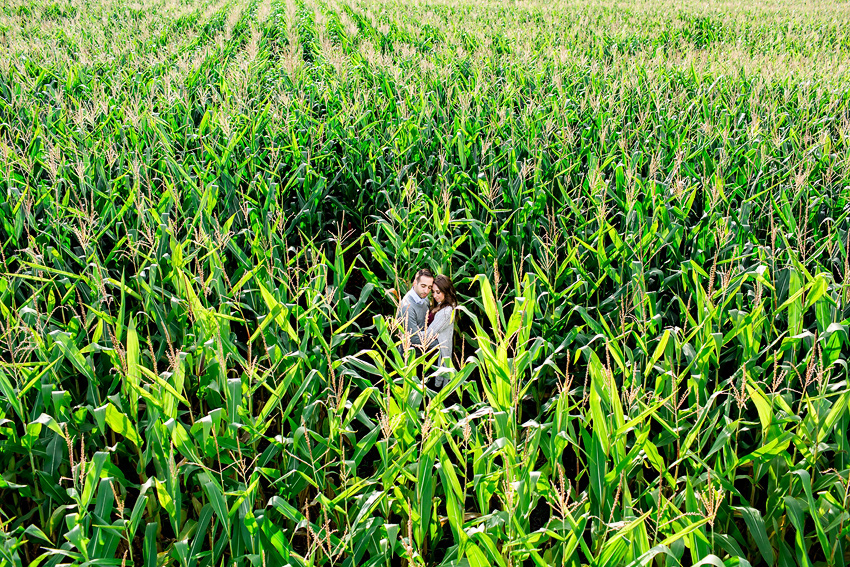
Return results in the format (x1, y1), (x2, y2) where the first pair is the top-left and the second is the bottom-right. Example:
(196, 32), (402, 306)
(396, 288), (429, 346)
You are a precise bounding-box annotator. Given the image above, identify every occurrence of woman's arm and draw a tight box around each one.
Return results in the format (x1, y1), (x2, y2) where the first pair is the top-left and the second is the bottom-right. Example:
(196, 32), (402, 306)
(428, 306), (454, 336)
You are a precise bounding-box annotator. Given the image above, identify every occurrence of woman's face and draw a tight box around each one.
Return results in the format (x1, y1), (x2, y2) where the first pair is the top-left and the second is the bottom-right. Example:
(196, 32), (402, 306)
(432, 286), (445, 304)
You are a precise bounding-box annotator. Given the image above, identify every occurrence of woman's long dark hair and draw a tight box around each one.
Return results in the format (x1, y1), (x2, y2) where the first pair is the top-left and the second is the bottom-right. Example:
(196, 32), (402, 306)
(431, 275), (458, 310)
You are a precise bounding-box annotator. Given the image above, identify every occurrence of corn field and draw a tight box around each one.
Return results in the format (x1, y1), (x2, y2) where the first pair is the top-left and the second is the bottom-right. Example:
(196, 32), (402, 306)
(1, 0), (850, 564)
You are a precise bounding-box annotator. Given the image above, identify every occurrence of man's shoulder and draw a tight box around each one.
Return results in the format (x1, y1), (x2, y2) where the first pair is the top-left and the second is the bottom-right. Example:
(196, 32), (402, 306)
(398, 289), (421, 311)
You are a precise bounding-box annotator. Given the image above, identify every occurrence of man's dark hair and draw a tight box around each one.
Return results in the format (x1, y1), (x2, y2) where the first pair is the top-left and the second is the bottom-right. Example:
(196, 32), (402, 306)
(414, 268), (434, 282)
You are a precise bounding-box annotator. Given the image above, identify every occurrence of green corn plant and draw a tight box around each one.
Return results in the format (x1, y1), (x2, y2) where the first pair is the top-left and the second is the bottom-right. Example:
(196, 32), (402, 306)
(2, 0), (850, 565)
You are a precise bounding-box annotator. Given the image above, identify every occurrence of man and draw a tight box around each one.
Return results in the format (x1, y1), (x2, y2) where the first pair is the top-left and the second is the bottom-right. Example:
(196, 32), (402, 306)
(396, 268), (433, 349)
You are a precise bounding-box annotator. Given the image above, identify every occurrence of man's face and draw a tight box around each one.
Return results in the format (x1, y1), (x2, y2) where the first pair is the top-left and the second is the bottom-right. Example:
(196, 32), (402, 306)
(413, 276), (433, 299)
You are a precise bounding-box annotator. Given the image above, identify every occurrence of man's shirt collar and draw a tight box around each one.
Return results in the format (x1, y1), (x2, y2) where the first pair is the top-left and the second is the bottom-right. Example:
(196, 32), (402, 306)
(410, 289), (428, 304)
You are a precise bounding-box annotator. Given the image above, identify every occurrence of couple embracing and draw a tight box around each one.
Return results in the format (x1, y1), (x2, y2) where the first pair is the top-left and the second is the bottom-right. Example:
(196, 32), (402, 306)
(396, 268), (458, 385)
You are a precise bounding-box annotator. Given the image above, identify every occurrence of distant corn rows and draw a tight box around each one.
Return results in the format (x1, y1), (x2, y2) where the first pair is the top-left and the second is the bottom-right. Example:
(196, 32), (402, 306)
(1, 0), (849, 565)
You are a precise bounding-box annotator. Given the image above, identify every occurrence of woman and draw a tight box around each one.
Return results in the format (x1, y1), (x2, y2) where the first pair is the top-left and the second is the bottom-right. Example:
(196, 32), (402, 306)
(426, 274), (458, 386)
